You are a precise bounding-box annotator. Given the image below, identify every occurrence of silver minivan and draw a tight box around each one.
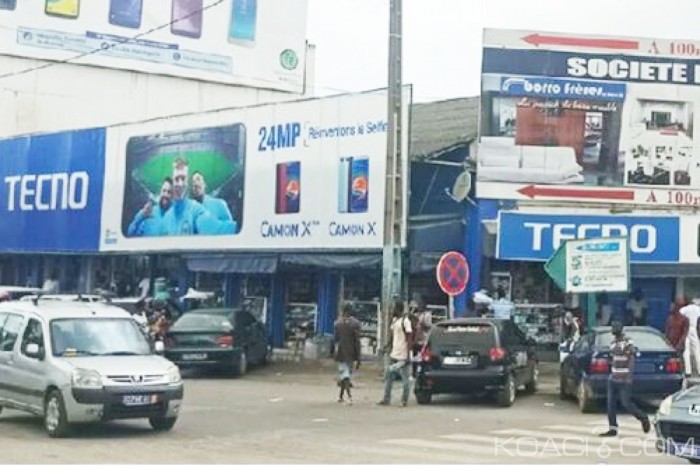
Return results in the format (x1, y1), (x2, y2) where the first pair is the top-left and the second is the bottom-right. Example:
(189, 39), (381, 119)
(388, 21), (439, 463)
(0, 300), (183, 437)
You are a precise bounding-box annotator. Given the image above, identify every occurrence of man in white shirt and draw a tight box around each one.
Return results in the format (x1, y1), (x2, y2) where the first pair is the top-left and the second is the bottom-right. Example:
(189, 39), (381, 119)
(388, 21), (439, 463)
(626, 289), (648, 326)
(681, 298), (700, 377)
(42, 270), (60, 294)
(378, 302), (413, 407)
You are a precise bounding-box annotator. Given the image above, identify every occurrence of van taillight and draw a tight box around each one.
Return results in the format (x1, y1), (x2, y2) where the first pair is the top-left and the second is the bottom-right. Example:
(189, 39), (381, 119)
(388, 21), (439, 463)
(590, 358), (609, 374)
(421, 346), (432, 363)
(216, 335), (234, 347)
(489, 347), (506, 362)
(666, 358), (682, 373)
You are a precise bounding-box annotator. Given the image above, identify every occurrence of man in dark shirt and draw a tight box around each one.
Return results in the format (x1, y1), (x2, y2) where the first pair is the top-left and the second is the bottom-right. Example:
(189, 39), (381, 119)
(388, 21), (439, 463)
(600, 321), (650, 437)
(334, 303), (361, 404)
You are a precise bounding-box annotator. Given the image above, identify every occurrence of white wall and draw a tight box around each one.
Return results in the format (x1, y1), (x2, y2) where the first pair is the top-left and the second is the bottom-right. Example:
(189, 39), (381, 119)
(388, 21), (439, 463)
(0, 43), (316, 138)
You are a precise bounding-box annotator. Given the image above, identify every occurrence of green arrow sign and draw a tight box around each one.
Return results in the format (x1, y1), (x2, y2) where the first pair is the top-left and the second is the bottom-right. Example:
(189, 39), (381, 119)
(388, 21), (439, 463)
(544, 242), (567, 291)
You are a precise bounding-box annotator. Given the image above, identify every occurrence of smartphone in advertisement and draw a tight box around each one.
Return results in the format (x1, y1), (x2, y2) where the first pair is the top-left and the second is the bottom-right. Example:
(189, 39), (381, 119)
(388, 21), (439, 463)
(171, 0), (203, 39)
(0, 0), (17, 11)
(337, 157), (350, 213)
(45, 0), (79, 18)
(109, 0), (143, 28)
(349, 157), (369, 213)
(228, 0), (256, 45)
(276, 161), (300, 214)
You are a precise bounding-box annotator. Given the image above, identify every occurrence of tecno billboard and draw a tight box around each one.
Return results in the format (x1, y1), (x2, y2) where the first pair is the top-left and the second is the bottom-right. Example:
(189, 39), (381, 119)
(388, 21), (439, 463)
(477, 28), (700, 208)
(100, 87), (410, 252)
(0, 0), (307, 92)
(0, 89), (410, 253)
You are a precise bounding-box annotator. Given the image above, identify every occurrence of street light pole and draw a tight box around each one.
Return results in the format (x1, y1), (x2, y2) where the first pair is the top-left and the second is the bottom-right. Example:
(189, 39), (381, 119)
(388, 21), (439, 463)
(379, 0), (403, 364)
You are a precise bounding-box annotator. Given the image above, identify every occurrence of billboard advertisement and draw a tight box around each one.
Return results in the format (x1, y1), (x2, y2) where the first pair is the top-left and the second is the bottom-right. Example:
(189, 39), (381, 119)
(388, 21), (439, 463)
(0, 0), (307, 92)
(477, 29), (700, 207)
(101, 88), (411, 252)
(0, 128), (105, 252)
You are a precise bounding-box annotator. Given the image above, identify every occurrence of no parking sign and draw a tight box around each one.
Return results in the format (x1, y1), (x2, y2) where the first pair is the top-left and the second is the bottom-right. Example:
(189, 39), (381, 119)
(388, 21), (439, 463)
(436, 251), (470, 297)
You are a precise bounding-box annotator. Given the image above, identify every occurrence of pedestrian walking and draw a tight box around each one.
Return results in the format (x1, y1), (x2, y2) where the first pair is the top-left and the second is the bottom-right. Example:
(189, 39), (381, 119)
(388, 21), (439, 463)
(378, 302), (413, 407)
(599, 321), (650, 437)
(665, 297), (689, 356)
(333, 303), (361, 404)
(681, 297), (700, 377)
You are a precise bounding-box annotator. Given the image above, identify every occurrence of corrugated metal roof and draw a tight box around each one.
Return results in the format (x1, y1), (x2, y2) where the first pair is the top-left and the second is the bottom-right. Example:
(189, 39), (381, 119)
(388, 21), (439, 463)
(410, 96), (479, 160)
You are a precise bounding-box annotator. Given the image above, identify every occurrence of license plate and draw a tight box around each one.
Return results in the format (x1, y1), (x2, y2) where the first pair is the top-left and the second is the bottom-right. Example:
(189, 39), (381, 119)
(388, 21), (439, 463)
(443, 356), (474, 366)
(122, 395), (155, 406)
(182, 353), (207, 361)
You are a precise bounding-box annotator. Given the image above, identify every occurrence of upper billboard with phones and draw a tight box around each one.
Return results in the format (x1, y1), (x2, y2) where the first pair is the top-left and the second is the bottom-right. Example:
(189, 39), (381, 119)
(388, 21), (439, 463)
(477, 29), (700, 208)
(0, 0), (307, 93)
(100, 87), (411, 252)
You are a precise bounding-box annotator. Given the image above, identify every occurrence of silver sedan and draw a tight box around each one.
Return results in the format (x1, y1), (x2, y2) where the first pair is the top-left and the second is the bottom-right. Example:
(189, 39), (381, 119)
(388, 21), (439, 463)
(655, 385), (700, 464)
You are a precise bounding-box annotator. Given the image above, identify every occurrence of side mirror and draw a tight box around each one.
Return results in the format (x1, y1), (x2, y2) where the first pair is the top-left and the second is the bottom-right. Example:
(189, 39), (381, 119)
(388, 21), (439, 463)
(26, 343), (43, 359)
(154, 340), (165, 354)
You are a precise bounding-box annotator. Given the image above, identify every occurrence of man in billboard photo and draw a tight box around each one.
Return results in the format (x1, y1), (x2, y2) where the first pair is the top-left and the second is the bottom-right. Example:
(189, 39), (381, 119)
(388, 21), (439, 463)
(127, 177), (174, 237)
(160, 158), (236, 236)
(191, 170), (237, 232)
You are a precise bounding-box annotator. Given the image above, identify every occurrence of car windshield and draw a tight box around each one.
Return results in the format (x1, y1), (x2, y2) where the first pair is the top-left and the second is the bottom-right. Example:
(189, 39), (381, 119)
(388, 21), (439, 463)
(597, 329), (671, 351)
(171, 312), (233, 331)
(50, 318), (151, 357)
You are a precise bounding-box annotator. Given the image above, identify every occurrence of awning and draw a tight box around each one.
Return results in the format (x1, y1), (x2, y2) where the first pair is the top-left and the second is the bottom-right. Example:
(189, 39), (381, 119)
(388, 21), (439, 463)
(186, 254), (278, 274)
(631, 263), (700, 277)
(279, 253), (381, 269)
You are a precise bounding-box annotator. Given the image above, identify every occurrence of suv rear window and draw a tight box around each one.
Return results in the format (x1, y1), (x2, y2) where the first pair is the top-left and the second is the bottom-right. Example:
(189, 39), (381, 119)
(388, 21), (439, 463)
(430, 323), (497, 349)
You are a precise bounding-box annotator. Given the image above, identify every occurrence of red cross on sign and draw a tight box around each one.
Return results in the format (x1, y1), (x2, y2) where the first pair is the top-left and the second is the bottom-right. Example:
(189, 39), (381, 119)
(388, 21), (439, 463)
(436, 251), (470, 297)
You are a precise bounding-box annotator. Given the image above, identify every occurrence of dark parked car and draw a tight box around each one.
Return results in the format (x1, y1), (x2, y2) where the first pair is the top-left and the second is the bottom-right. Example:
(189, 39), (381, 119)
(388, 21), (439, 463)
(560, 326), (683, 413)
(164, 308), (269, 376)
(414, 318), (538, 407)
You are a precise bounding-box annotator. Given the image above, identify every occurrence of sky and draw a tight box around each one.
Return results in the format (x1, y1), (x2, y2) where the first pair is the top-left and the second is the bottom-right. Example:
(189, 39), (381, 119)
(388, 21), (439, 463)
(306, 0), (700, 102)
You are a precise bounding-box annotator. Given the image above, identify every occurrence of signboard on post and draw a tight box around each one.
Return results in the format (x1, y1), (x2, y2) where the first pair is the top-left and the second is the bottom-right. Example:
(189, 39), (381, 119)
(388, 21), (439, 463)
(545, 236), (630, 330)
(436, 251), (470, 318)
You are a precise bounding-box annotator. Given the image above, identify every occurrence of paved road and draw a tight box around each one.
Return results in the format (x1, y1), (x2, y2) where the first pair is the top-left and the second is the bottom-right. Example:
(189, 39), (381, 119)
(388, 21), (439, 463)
(0, 361), (686, 464)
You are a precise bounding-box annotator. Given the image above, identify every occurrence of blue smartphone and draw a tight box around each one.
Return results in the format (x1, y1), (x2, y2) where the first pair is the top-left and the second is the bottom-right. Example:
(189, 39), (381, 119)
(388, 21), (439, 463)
(276, 162), (300, 214)
(0, 0), (16, 10)
(337, 157), (350, 213)
(171, 0), (203, 39)
(109, 0), (142, 28)
(228, 0), (256, 45)
(349, 157), (369, 213)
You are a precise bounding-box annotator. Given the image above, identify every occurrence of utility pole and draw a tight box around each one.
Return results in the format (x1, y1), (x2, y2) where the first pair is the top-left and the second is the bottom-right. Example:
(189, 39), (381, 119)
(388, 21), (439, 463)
(378, 0), (403, 364)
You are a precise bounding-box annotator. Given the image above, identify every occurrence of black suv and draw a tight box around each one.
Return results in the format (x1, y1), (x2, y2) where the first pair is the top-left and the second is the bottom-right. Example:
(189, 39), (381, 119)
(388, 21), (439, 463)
(414, 318), (538, 407)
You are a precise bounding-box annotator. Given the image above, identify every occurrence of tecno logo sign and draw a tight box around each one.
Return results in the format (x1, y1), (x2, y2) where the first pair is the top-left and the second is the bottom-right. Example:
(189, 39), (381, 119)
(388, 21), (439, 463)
(524, 222), (657, 253)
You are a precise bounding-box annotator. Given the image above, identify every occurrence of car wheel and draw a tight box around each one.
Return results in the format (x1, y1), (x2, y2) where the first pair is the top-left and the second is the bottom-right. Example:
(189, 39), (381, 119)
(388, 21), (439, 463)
(149, 415), (177, 431)
(577, 379), (595, 413)
(497, 374), (516, 407)
(524, 365), (538, 394)
(234, 351), (248, 376)
(44, 389), (70, 438)
(415, 390), (432, 405)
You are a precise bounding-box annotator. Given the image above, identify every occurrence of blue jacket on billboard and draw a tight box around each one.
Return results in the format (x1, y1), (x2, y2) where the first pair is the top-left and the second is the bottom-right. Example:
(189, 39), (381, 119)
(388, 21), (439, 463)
(199, 194), (235, 226)
(160, 199), (236, 236)
(127, 205), (168, 237)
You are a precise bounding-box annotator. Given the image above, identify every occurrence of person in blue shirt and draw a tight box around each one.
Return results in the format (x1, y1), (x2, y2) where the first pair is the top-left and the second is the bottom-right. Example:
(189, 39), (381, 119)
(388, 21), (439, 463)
(191, 170), (237, 233)
(127, 177), (173, 237)
(159, 158), (236, 236)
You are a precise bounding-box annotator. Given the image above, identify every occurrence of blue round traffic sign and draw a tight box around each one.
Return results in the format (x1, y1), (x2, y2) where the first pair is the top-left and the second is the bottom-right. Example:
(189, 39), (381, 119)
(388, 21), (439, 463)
(436, 251), (470, 296)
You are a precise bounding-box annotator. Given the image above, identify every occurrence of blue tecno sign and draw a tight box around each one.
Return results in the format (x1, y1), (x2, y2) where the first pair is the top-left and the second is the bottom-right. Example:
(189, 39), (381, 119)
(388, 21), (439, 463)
(0, 128), (105, 252)
(497, 212), (679, 263)
(500, 76), (626, 101)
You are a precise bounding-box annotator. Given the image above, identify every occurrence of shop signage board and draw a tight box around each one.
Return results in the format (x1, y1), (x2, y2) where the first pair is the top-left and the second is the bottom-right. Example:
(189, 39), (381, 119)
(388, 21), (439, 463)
(497, 211), (679, 263)
(0, 89), (410, 253)
(545, 237), (630, 294)
(0, 0), (308, 92)
(477, 28), (700, 207)
(0, 128), (105, 252)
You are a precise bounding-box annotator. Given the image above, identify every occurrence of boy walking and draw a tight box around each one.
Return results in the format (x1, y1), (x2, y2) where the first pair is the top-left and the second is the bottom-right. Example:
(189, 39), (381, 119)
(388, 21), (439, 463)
(334, 303), (361, 404)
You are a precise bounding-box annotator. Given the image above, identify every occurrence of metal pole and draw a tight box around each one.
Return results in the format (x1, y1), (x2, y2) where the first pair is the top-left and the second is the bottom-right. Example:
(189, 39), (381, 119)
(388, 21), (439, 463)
(379, 0), (403, 367)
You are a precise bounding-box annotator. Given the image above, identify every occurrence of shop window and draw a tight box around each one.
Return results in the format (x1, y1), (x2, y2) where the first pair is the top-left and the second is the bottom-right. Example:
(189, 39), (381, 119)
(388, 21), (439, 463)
(287, 273), (315, 303)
